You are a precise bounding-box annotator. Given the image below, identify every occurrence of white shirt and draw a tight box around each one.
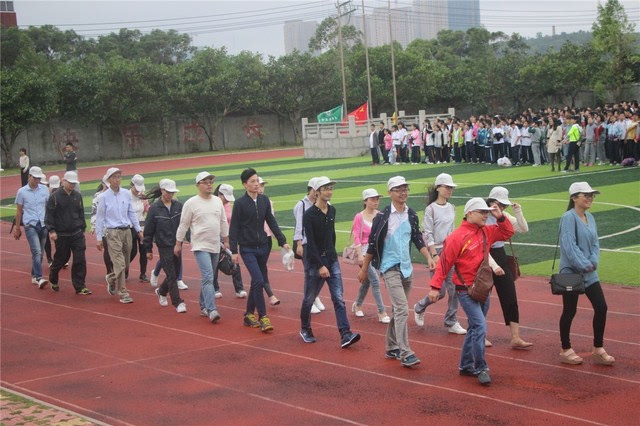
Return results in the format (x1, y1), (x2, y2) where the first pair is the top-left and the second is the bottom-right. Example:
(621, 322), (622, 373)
(397, 128), (408, 146)
(510, 126), (521, 147)
(369, 130), (376, 148)
(176, 195), (228, 253)
(520, 127), (532, 146)
(386, 203), (409, 240)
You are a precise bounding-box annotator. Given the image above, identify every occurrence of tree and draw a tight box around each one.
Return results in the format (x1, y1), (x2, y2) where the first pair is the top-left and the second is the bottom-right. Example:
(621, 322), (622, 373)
(1, 61), (57, 166)
(592, 0), (639, 99)
(308, 17), (360, 52)
(139, 29), (195, 65)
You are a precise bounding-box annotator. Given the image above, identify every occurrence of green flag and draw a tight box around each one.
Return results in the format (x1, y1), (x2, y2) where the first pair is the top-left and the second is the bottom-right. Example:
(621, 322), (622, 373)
(317, 105), (343, 123)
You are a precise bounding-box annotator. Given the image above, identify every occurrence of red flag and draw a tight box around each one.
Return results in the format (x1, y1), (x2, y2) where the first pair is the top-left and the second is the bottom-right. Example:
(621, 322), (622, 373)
(342, 102), (368, 124)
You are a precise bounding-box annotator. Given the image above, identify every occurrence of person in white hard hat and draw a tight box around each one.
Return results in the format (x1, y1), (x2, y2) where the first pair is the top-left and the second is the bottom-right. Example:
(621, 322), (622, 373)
(129, 174), (149, 282)
(351, 188), (390, 323)
(95, 167), (143, 304)
(484, 186), (532, 349)
(44, 175), (61, 267)
(292, 177), (325, 314)
(91, 174), (115, 289)
(45, 171), (91, 295)
(557, 182), (614, 366)
(414, 173), (467, 336)
(144, 179), (186, 313)
(427, 197), (513, 386)
(14, 166), (50, 288)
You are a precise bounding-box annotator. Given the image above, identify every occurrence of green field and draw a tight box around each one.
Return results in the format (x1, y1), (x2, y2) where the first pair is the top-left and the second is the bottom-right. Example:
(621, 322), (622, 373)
(2, 155), (639, 285)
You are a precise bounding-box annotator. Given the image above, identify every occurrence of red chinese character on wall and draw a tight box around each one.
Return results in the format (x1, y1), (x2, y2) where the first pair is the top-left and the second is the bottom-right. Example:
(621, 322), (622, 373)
(183, 122), (205, 144)
(243, 118), (263, 140)
(51, 128), (79, 156)
(123, 124), (142, 149)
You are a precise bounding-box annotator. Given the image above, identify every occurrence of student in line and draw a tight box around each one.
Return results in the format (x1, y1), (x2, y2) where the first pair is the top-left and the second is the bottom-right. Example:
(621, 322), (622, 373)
(300, 177), (361, 348)
(230, 168), (289, 332)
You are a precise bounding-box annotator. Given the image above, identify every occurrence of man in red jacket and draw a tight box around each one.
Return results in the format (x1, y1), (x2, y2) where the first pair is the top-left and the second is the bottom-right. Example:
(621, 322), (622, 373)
(428, 197), (513, 386)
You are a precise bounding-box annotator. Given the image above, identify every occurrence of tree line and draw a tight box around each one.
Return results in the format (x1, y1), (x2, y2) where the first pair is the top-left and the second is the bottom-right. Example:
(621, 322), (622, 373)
(1, 0), (637, 166)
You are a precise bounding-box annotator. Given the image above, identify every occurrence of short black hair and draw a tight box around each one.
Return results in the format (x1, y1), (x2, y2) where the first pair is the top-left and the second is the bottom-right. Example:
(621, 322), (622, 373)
(240, 168), (257, 184)
(65, 142), (74, 147)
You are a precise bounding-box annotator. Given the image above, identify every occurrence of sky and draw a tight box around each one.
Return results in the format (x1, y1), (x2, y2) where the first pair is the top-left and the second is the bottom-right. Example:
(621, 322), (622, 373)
(13, 0), (640, 58)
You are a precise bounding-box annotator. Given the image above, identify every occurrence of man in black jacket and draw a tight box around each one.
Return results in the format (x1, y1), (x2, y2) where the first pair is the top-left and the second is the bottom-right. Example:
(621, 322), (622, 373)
(300, 176), (360, 348)
(377, 121), (388, 164)
(229, 168), (289, 332)
(45, 171), (90, 294)
(144, 179), (185, 313)
(357, 176), (435, 367)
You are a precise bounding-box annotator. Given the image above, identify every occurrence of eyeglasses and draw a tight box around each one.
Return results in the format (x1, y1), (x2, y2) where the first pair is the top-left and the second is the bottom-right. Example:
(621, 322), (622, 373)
(391, 187), (410, 194)
(579, 193), (596, 199)
(198, 181), (214, 186)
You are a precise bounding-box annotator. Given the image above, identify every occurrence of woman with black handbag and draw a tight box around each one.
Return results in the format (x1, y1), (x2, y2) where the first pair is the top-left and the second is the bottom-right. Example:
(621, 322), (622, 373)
(485, 187), (532, 349)
(558, 182), (614, 365)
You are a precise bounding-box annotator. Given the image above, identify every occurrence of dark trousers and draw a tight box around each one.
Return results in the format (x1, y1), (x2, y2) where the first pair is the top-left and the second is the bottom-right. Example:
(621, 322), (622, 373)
(465, 142), (475, 163)
(442, 145), (450, 162)
(240, 243), (271, 318)
(494, 143), (506, 159)
(511, 145), (521, 164)
(521, 145), (533, 164)
(605, 139), (615, 163)
(549, 152), (562, 170)
(454, 145), (462, 162)
(380, 146), (389, 163)
(129, 228), (147, 275)
(262, 237), (274, 297)
(45, 233), (53, 262)
(213, 261), (244, 293)
(490, 247), (519, 325)
(411, 146), (421, 163)
(370, 147), (380, 164)
(485, 146), (494, 163)
(564, 142), (580, 171)
(476, 145), (484, 162)
(20, 170), (29, 187)
(425, 146), (435, 163)
(560, 282), (607, 349)
(400, 145), (409, 163)
(434, 147), (442, 162)
(157, 246), (183, 307)
(49, 232), (86, 292)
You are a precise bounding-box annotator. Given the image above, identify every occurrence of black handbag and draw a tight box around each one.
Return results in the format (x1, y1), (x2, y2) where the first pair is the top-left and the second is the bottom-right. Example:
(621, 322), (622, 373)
(549, 218), (585, 295)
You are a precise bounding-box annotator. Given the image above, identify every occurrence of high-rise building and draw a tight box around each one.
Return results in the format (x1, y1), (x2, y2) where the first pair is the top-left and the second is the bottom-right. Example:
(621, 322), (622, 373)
(357, 6), (413, 48)
(283, 19), (319, 54)
(413, 0), (448, 40)
(0, 1), (17, 28)
(448, 0), (480, 31)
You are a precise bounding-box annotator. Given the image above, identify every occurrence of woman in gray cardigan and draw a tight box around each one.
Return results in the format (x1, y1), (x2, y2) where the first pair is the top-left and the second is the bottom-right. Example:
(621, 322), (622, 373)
(558, 182), (614, 366)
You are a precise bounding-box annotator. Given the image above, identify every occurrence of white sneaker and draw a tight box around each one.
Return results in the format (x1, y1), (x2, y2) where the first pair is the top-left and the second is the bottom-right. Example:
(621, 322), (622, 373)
(155, 288), (168, 307)
(215, 291), (222, 299)
(200, 308), (208, 317)
(314, 297), (325, 311)
(209, 310), (221, 323)
(31, 277), (38, 285)
(310, 304), (321, 314)
(448, 322), (467, 335)
(352, 302), (364, 317)
(235, 290), (247, 298)
(176, 302), (187, 313)
(414, 310), (425, 327)
(150, 272), (159, 287)
(177, 280), (188, 290)
(37, 278), (48, 289)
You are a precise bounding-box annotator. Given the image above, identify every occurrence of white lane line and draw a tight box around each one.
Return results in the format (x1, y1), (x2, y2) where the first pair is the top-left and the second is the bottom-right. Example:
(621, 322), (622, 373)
(0, 296), (615, 425)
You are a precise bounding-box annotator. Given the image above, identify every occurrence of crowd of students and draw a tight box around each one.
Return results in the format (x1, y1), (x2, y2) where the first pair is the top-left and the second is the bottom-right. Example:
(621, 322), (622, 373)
(12, 116), (620, 387)
(368, 101), (640, 170)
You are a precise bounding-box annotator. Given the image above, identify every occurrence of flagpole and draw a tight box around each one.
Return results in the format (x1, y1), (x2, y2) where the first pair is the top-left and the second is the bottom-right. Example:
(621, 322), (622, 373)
(336, 1), (349, 116)
(361, 0), (372, 121)
(388, 0), (398, 116)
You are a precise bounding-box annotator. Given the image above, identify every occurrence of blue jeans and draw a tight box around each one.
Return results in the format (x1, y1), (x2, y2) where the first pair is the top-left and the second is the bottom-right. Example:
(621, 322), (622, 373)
(301, 258), (350, 334)
(355, 263), (385, 313)
(25, 223), (47, 279)
(458, 291), (491, 374)
(240, 244), (270, 318)
(193, 251), (219, 313)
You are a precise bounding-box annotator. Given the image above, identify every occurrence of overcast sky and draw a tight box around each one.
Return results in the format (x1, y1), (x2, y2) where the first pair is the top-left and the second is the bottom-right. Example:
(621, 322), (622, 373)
(13, 0), (640, 58)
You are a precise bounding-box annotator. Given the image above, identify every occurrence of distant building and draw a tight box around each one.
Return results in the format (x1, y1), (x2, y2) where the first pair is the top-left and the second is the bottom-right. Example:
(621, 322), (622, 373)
(283, 19), (318, 54)
(355, 6), (413, 48)
(0, 1), (17, 28)
(448, 0), (480, 32)
(413, 0), (448, 40)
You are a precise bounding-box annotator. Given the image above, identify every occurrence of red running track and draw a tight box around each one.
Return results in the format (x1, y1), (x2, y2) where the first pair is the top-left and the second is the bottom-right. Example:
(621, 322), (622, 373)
(2, 150), (639, 425)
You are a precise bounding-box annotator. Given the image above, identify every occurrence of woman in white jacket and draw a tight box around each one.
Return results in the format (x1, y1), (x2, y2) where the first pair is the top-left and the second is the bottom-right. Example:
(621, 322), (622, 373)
(485, 187), (533, 349)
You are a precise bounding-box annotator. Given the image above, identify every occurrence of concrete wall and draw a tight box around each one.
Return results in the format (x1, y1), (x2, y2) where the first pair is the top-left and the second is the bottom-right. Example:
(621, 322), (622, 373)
(303, 136), (369, 159)
(7, 114), (297, 167)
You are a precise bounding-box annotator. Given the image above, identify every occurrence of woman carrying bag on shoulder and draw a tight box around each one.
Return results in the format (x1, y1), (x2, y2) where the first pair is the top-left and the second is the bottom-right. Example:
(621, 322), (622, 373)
(351, 189), (390, 323)
(427, 198), (514, 386)
(485, 187), (532, 349)
(558, 182), (614, 366)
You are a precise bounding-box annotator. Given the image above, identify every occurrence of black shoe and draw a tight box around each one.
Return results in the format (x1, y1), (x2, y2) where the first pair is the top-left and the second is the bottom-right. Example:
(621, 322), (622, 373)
(401, 354), (421, 368)
(340, 331), (360, 348)
(51, 283), (60, 292)
(139, 273), (149, 283)
(459, 369), (478, 377)
(478, 370), (491, 386)
(385, 349), (401, 360)
(300, 328), (316, 343)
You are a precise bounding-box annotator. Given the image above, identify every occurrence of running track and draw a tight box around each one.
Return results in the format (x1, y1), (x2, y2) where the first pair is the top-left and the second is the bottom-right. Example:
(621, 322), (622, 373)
(1, 151), (639, 425)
